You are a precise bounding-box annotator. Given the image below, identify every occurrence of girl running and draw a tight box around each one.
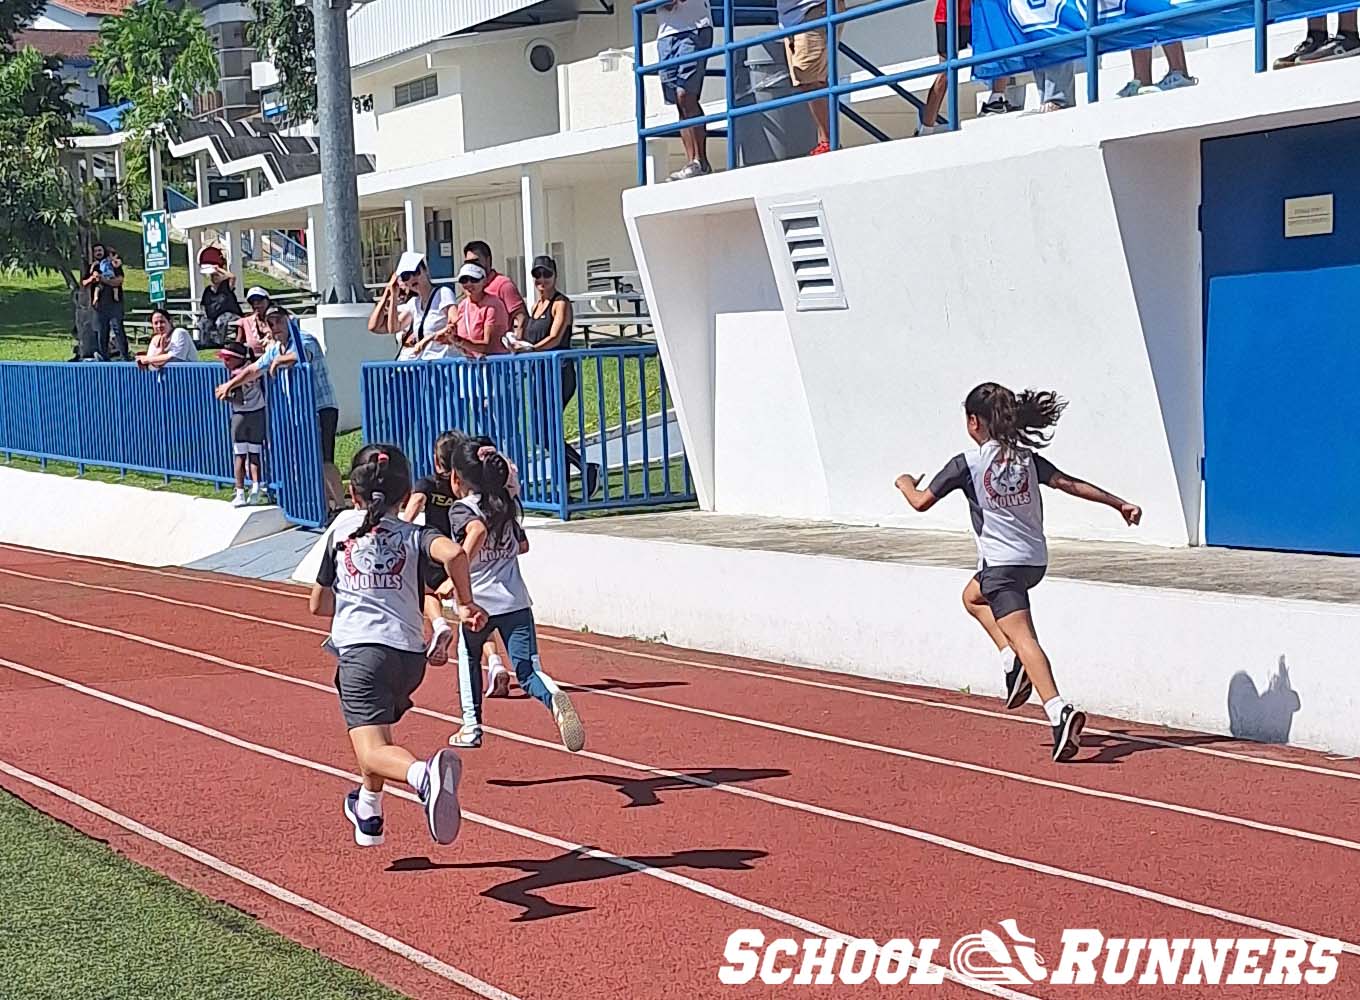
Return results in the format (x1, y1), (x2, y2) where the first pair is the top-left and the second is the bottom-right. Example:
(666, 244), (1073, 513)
(444, 439), (585, 752)
(894, 383), (1141, 762)
(310, 443), (488, 846)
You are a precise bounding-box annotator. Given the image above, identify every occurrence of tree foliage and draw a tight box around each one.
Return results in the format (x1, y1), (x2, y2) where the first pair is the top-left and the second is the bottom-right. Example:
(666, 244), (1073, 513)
(246, 0), (316, 125)
(0, 0), (44, 52)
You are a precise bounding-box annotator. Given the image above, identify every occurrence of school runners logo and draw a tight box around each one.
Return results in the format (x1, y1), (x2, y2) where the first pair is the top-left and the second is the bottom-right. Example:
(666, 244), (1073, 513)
(342, 527), (407, 589)
(983, 459), (1032, 509)
(717, 924), (1343, 986)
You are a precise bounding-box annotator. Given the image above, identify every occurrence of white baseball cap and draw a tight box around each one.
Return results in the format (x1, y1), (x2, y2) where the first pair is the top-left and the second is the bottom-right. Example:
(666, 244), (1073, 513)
(457, 262), (487, 282)
(245, 285), (270, 302)
(395, 250), (426, 277)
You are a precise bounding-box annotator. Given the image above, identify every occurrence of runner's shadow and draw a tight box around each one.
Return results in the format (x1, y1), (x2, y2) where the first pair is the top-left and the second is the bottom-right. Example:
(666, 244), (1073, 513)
(499, 677), (688, 699)
(392, 847), (768, 922)
(487, 767), (789, 807)
(1070, 730), (1237, 766)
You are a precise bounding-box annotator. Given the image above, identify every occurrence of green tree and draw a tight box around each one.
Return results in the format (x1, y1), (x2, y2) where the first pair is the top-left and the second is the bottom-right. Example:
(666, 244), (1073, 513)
(0, 0), (44, 51)
(92, 0), (218, 210)
(247, 0), (315, 125)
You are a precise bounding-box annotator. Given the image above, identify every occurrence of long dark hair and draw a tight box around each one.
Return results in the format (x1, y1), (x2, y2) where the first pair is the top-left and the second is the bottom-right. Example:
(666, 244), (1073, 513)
(964, 382), (1067, 455)
(433, 430), (496, 475)
(348, 443), (413, 541)
(450, 439), (518, 539)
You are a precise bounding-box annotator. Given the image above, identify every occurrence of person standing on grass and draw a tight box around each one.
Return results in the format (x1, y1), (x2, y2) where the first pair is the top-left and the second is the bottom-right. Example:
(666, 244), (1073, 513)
(217, 340), (268, 507)
(310, 444), (488, 847)
(445, 439), (586, 752)
(92, 245), (128, 361)
(648, 0), (714, 181)
(135, 308), (199, 368)
(214, 305), (344, 515)
(893, 382), (1141, 763)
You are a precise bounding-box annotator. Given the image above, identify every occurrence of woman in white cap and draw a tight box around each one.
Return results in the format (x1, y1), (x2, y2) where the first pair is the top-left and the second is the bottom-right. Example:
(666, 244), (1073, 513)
(367, 251), (457, 361)
(446, 262), (510, 358)
(236, 286), (272, 354)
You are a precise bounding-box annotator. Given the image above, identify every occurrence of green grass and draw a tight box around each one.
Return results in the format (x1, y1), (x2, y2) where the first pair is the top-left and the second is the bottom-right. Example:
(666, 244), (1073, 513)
(0, 788), (410, 1000)
(0, 219), (295, 362)
(563, 355), (664, 439)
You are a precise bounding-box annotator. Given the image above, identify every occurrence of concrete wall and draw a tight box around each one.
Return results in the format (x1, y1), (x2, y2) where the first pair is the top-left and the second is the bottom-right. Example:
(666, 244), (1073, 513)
(361, 63), (466, 171)
(625, 62), (1360, 548)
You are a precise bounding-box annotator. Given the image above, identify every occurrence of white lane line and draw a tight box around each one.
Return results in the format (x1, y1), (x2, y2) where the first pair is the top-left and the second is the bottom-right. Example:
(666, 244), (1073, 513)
(0, 756), (522, 1000)
(0, 586), (1354, 854)
(0, 654), (1035, 1000)
(2, 553), (1352, 782)
(2, 624), (1358, 960)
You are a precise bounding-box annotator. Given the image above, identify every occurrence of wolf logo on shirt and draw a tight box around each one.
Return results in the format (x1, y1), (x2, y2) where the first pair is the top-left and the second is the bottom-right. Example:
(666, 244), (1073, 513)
(983, 459), (1032, 509)
(341, 526), (407, 589)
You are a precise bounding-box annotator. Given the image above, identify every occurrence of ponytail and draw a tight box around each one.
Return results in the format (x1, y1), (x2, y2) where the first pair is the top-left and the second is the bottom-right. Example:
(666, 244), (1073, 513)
(964, 382), (1066, 455)
(450, 439), (520, 539)
(347, 443), (413, 541)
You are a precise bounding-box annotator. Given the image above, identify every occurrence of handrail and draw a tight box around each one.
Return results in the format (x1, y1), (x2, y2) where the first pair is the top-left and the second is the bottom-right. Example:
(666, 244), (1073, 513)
(633, 0), (1276, 182)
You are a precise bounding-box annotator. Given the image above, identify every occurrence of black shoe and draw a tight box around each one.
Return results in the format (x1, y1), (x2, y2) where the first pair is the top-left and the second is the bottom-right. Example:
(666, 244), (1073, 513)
(1004, 655), (1033, 710)
(584, 463), (601, 499)
(980, 95), (1017, 116)
(1274, 32), (1327, 68)
(1051, 705), (1086, 763)
(1300, 32), (1360, 63)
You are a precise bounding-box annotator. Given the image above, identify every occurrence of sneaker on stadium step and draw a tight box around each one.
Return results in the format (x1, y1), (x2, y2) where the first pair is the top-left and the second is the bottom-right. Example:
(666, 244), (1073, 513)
(1156, 69), (1198, 91)
(231, 489), (247, 507)
(1003, 654), (1033, 711)
(1115, 79), (1147, 98)
(979, 95), (1018, 115)
(1275, 33), (1327, 68)
(667, 160), (712, 182)
(1299, 32), (1360, 62)
(1051, 705), (1086, 763)
(344, 789), (385, 847)
(419, 748), (463, 845)
(552, 690), (586, 752)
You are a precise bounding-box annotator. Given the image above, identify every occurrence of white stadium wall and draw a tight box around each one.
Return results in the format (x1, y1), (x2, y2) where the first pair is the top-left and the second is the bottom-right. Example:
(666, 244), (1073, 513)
(626, 60), (1360, 548)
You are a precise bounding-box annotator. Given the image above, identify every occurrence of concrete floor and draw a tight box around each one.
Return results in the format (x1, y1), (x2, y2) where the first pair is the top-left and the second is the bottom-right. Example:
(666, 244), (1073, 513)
(544, 512), (1360, 605)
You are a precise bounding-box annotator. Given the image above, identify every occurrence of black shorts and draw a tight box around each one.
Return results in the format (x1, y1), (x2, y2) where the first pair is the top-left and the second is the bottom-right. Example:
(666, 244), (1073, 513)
(230, 408), (266, 455)
(975, 564), (1046, 620)
(333, 643), (427, 729)
(423, 561), (448, 593)
(935, 22), (971, 56)
(318, 406), (339, 464)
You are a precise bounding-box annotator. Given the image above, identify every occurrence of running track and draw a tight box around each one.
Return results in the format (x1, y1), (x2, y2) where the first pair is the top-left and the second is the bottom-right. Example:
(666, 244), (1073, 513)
(0, 542), (1356, 999)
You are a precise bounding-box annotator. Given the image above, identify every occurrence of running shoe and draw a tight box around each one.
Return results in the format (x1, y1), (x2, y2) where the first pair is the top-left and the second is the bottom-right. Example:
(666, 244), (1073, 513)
(1299, 32), (1360, 62)
(979, 95), (1018, 116)
(1155, 69), (1198, 91)
(667, 160), (712, 182)
(1004, 655), (1033, 710)
(487, 664), (511, 699)
(552, 690), (586, 752)
(418, 748), (463, 844)
(1051, 704), (1086, 763)
(231, 489), (247, 507)
(343, 790), (384, 847)
(448, 723), (483, 749)
(1275, 33), (1327, 68)
(427, 623), (453, 667)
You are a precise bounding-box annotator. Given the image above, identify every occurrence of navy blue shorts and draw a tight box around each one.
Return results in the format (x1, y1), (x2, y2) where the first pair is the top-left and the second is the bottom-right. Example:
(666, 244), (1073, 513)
(659, 26), (713, 104)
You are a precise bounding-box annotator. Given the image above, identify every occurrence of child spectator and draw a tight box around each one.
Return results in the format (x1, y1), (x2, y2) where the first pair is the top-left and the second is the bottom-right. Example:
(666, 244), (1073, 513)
(218, 340), (268, 507)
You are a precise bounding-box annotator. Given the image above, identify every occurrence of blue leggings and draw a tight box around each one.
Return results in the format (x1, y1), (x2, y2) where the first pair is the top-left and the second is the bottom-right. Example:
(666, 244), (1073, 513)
(458, 607), (558, 727)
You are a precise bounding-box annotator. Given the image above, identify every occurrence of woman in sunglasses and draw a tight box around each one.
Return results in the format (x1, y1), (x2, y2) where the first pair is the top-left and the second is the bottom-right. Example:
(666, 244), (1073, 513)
(446, 262), (510, 358)
(368, 251), (458, 361)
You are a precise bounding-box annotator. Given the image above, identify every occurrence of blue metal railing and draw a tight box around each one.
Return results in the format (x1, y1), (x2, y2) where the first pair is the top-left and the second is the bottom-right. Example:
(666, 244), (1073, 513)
(361, 345), (696, 521)
(0, 362), (327, 528)
(633, 0), (1282, 182)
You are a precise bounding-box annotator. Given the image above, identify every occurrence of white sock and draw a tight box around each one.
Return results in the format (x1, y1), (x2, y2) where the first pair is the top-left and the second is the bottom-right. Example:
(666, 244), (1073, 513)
(356, 787), (382, 820)
(406, 760), (428, 794)
(431, 616), (451, 636)
(1043, 697), (1068, 727)
(999, 646), (1016, 670)
(488, 653), (505, 672)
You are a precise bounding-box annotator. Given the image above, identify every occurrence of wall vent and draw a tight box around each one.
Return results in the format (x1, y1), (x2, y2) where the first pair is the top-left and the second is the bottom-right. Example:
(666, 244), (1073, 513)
(770, 201), (846, 311)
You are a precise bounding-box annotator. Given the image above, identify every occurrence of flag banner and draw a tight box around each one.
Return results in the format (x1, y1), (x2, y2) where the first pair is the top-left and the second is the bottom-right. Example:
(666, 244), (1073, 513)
(970, 0), (1359, 80)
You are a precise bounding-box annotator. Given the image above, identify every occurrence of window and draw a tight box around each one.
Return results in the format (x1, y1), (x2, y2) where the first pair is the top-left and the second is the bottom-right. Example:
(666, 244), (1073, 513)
(360, 211), (405, 287)
(768, 200), (846, 311)
(394, 74), (439, 108)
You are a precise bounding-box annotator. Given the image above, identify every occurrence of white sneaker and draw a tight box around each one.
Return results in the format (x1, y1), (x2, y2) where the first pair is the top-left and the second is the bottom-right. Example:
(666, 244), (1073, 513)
(231, 489), (247, 507)
(426, 621), (453, 666)
(1157, 69), (1198, 91)
(551, 690), (585, 752)
(420, 748), (463, 844)
(487, 662), (511, 699)
(248, 485), (264, 505)
(1115, 79), (1146, 98)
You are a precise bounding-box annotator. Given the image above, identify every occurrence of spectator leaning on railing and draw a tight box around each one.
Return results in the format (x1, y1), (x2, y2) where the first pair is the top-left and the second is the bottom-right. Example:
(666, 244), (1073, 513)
(135, 307), (200, 368)
(218, 340), (268, 508)
(462, 240), (528, 343)
(446, 262), (511, 358)
(214, 304), (345, 514)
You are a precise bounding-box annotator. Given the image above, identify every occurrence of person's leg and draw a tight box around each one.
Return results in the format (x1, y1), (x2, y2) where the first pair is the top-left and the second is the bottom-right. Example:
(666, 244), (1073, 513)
(967, 574), (1033, 710)
(317, 407), (344, 510)
(109, 312), (129, 360)
(922, 56), (949, 131)
(1164, 42), (1188, 74)
(501, 608), (585, 751)
(991, 600), (1084, 761)
(422, 579), (454, 666)
(451, 623), (489, 746)
(1035, 60), (1076, 110)
(1278, 16), (1330, 67)
(95, 311), (112, 361)
(233, 453), (246, 491)
(195, 314), (212, 347)
(1131, 48), (1154, 86)
(787, 10), (830, 150)
(962, 576), (1007, 651)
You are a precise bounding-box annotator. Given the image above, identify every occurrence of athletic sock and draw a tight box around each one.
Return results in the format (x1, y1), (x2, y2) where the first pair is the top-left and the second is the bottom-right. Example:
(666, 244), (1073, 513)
(356, 787), (383, 820)
(1043, 697), (1068, 727)
(431, 616), (451, 635)
(999, 646), (1016, 670)
(406, 760), (429, 795)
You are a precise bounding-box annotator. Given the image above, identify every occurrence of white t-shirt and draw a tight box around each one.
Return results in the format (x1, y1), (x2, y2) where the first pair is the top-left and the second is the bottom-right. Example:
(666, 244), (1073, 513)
(398, 285), (457, 360)
(167, 328), (199, 362)
(657, 0), (712, 36)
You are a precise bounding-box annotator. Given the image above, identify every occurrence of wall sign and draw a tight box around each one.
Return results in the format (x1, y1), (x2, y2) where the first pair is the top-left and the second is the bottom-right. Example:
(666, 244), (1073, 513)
(1284, 194), (1333, 238)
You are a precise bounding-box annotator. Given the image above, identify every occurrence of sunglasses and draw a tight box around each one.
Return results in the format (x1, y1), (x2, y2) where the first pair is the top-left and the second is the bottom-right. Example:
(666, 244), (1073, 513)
(398, 270), (417, 282)
(531, 268), (554, 279)
(458, 276), (479, 286)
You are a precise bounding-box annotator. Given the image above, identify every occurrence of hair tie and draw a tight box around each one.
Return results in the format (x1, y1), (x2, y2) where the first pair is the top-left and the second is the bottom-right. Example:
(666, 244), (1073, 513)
(371, 491), (386, 507)
(477, 445), (496, 462)
(376, 452), (389, 465)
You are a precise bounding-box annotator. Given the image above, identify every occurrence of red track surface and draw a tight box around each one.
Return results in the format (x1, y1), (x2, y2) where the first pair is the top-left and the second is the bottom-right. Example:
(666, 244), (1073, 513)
(0, 542), (1357, 999)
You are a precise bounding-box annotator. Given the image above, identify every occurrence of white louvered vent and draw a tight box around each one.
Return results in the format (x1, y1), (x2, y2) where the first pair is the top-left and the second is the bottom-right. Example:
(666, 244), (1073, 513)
(770, 201), (846, 311)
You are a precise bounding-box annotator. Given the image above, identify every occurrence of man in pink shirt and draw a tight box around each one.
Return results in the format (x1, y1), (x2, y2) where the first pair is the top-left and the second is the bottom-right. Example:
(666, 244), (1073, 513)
(463, 240), (527, 341)
(447, 262), (511, 357)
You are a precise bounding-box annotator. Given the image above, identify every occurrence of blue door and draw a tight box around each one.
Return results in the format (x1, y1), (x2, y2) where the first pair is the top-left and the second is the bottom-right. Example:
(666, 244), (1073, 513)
(1201, 119), (1360, 556)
